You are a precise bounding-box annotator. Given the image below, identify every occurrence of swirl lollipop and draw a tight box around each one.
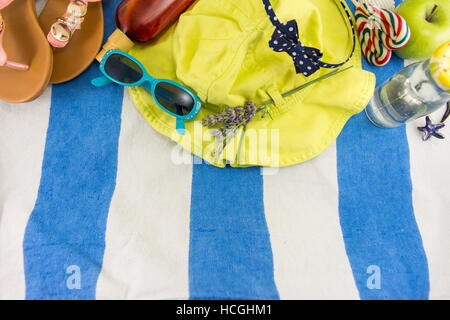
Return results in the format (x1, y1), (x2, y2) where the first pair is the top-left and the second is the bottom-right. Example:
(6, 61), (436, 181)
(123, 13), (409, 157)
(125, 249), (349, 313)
(352, 0), (411, 66)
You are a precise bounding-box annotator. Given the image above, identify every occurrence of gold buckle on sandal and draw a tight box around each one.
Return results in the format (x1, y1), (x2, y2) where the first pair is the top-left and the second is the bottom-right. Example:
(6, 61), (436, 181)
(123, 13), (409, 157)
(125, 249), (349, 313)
(0, 14), (4, 33)
(50, 0), (88, 43)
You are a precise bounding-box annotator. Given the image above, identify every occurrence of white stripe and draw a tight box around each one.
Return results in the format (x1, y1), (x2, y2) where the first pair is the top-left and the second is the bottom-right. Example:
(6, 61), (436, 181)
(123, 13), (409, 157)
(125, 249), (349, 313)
(36, 0), (47, 15)
(407, 109), (450, 300)
(96, 91), (192, 299)
(0, 88), (51, 299)
(263, 144), (359, 299)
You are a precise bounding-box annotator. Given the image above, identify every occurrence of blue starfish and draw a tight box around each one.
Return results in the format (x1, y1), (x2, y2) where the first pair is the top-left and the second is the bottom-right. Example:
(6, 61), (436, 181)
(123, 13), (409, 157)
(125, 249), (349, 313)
(417, 116), (445, 141)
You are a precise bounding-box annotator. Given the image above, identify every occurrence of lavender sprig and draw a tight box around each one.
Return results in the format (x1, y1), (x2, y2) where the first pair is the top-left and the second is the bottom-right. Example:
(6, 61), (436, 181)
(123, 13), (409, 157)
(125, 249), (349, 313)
(202, 66), (354, 158)
(203, 101), (266, 156)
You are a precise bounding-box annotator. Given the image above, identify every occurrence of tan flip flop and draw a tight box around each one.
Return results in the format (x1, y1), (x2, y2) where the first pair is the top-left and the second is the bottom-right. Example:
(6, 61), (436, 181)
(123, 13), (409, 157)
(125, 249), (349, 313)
(39, 0), (104, 84)
(0, 0), (53, 103)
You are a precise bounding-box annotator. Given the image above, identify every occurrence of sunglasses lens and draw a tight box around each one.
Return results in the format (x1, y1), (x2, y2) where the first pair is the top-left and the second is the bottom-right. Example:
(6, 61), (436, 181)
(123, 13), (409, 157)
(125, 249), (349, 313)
(154, 82), (195, 116)
(104, 54), (143, 84)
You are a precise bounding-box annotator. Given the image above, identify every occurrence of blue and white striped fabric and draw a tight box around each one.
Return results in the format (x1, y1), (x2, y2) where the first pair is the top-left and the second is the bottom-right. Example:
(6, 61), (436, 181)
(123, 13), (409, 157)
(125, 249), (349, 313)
(0, 0), (449, 300)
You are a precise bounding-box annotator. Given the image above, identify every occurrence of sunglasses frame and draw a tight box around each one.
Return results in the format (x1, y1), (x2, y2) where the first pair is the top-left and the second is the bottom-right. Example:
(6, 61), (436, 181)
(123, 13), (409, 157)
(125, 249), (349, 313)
(93, 49), (202, 135)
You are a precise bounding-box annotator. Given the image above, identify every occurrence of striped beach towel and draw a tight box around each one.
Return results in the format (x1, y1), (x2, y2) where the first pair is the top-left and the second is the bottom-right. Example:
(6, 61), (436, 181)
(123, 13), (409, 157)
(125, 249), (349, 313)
(0, 0), (448, 300)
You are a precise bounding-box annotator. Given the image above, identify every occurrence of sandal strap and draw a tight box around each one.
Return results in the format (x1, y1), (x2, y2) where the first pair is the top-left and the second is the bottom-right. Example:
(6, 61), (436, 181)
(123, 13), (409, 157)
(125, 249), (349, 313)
(0, 0), (14, 11)
(0, 12), (28, 70)
(47, 0), (101, 48)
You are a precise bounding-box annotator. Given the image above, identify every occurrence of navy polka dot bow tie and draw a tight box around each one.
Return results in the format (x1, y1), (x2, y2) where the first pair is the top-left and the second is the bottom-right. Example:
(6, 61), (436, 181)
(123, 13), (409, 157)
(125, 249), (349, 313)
(262, 0), (354, 77)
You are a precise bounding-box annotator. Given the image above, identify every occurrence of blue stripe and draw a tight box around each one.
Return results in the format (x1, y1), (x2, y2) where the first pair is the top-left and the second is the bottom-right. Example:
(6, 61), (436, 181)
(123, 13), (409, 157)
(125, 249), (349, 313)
(23, 1), (123, 300)
(337, 0), (430, 300)
(189, 161), (279, 300)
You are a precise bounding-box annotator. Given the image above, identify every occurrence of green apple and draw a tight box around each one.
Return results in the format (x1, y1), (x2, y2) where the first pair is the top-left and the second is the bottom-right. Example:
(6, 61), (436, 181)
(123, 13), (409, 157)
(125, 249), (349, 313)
(395, 0), (450, 60)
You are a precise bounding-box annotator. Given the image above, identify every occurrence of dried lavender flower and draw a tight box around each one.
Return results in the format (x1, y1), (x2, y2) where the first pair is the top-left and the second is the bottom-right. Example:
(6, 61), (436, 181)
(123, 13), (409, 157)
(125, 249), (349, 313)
(201, 66), (354, 158)
(202, 101), (265, 158)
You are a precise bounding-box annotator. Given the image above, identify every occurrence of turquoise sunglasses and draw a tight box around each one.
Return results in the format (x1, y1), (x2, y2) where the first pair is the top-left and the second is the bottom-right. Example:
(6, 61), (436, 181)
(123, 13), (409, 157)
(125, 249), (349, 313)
(91, 49), (202, 135)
